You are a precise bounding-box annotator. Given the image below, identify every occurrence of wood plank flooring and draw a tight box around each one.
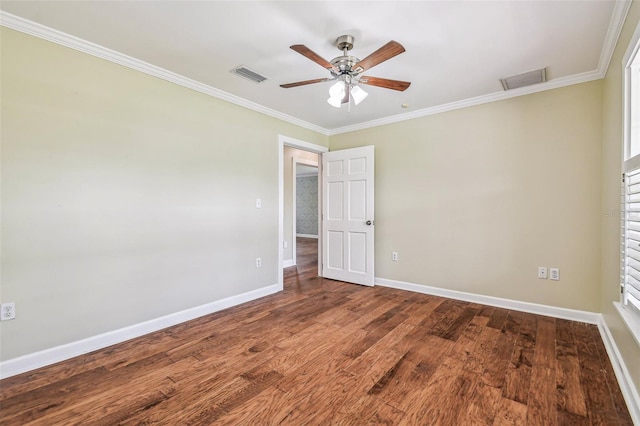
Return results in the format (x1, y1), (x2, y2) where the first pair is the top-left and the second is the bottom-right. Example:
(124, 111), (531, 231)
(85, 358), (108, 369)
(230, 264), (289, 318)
(0, 237), (633, 425)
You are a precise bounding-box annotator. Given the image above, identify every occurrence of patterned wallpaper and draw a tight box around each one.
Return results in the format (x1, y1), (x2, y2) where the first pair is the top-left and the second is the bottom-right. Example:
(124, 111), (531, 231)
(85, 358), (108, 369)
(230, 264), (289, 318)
(296, 175), (318, 236)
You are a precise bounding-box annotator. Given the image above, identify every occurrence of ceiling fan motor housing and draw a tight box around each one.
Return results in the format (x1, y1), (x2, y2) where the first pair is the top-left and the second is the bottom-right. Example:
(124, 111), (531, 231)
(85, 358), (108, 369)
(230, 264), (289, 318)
(335, 35), (355, 52)
(331, 56), (361, 75)
(331, 35), (362, 77)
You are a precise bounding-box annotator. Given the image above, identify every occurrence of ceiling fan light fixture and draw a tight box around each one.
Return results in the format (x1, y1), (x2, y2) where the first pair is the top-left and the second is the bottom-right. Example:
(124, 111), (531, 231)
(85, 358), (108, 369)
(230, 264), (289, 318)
(351, 85), (368, 105)
(328, 81), (346, 108)
(329, 80), (345, 97)
(283, 36), (409, 108)
(327, 95), (343, 108)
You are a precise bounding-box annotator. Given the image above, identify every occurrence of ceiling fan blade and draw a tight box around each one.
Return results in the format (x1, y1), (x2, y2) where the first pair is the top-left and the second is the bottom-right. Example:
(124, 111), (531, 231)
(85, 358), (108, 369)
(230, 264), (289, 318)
(290, 45), (337, 72)
(353, 41), (405, 72)
(280, 78), (331, 88)
(358, 76), (411, 91)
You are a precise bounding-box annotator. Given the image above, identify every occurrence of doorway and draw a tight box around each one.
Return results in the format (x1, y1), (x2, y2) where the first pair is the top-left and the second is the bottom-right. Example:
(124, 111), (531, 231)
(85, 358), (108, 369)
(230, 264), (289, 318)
(277, 136), (328, 290)
(293, 160), (319, 268)
(278, 136), (376, 289)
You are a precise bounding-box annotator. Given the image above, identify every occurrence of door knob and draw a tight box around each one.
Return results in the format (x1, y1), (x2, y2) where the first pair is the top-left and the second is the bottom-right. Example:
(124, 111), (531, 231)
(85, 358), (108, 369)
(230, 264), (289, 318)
(366, 220), (373, 226)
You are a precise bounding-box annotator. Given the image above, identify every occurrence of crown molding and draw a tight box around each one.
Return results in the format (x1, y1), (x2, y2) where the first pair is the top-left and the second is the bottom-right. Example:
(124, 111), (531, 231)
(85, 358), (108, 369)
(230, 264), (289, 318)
(328, 0), (632, 136)
(0, 12), (330, 136)
(1, 1), (632, 137)
(328, 70), (604, 135)
(598, 0), (633, 76)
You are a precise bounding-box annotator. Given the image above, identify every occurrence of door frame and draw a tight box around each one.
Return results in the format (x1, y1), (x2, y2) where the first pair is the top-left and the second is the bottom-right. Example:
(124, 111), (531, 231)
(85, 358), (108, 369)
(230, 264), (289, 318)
(278, 135), (328, 290)
(292, 158), (319, 268)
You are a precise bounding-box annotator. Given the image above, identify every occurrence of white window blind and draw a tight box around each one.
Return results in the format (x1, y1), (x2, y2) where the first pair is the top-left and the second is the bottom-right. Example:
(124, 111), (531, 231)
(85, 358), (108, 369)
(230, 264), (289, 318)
(619, 21), (640, 347)
(623, 168), (640, 314)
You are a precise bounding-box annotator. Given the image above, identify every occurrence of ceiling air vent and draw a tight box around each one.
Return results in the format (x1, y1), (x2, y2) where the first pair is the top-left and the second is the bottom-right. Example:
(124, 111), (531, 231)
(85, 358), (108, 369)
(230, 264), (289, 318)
(231, 65), (268, 83)
(500, 68), (547, 91)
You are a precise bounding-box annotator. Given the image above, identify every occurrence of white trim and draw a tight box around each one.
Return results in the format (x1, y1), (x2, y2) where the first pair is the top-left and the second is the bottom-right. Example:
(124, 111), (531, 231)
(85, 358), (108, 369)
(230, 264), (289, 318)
(329, 70), (604, 135)
(376, 278), (640, 418)
(297, 234), (319, 239)
(278, 135), (327, 289)
(623, 20), (640, 67)
(620, 20), (640, 345)
(375, 277), (600, 324)
(292, 159), (297, 268)
(598, 314), (640, 425)
(598, 0), (633, 77)
(281, 136), (328, 154)
(329, 1), (631, 136)
(2, 6), (631, 137)
(614, 302), (640, 348)
(278, 138), (285, 291)
(623, 20), (640, 164)
(0, 283), (280, 379)
(0, 12), (329, 136)
(283, 259), (295, 268)
(376, 276), (640, 420)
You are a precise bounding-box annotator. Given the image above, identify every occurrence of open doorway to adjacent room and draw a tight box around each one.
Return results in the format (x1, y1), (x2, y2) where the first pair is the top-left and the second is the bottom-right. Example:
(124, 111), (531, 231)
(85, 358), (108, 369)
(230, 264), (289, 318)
(293, 160), (319, 274)
(279, 136), (375, 288)
(282, 145), (319, 273)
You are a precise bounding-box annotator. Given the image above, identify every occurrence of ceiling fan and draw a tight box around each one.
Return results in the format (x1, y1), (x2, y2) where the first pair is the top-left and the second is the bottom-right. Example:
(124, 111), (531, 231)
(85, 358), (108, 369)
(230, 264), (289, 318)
(280, 35), (411, 108)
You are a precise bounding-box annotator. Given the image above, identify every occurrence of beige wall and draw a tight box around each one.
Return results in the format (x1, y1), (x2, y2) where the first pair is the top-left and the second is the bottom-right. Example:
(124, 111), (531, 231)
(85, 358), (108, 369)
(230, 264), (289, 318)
(601, 0), (640, 395)
(331, 81), (603, 312)
(282, 146), (319, 263)
(3, 7), (640, 403)
(0, 28), (327, 361)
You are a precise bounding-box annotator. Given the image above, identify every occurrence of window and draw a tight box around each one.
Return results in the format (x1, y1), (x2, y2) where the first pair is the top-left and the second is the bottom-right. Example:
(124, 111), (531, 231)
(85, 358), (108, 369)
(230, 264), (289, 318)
(627, 50), (640, 158)
(620, 21), (640, 346)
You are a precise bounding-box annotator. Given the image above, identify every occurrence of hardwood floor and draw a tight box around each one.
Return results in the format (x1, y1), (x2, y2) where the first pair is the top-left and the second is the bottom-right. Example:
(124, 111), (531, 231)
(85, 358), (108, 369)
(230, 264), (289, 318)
(0, 237), (633, 425)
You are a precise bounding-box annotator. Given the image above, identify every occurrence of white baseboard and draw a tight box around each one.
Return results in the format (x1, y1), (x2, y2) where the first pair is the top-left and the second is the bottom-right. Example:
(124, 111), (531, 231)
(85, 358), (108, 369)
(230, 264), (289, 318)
(283, 259), (295, 268)
(376, 277), (640, 422)
(0, 283), (280, 380)
(598, 316), (640, 425)
(375, 277), (600, 324)
(296, 234), (318, 239)
(4, 277), (638, 424)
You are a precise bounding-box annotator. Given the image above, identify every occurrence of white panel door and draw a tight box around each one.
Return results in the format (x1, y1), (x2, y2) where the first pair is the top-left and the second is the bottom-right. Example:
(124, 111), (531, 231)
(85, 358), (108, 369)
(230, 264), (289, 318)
(322, 146), (374, 286)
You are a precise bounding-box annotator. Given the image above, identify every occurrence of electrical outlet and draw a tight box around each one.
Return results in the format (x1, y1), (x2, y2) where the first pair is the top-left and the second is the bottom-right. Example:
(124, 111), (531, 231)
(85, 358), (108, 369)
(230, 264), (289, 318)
(283, 240), (288, 249)
(538, 267), (548, 279)
(392, 252), (398, 261)
(1, 302), (16, 321)
(256, 257), (262, 268)
(550, 268), (560, 281)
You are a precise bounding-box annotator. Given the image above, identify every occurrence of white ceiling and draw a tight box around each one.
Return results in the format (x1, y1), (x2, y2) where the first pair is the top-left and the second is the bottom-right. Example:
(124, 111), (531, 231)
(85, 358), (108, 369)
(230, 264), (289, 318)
(0, 1), (629, 134)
